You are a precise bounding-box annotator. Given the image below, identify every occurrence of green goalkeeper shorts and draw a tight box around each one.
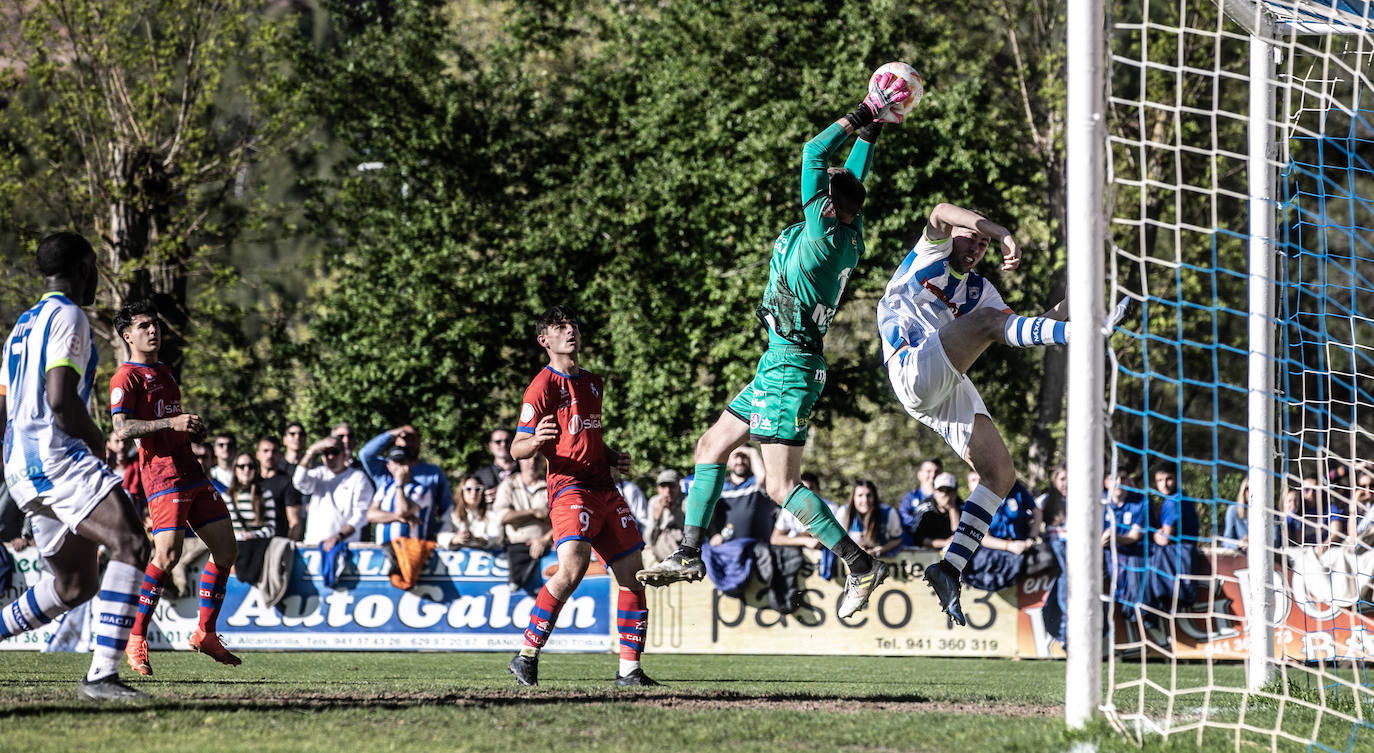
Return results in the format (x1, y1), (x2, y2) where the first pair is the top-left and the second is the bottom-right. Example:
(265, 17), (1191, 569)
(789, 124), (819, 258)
(725, 345), (827, 446)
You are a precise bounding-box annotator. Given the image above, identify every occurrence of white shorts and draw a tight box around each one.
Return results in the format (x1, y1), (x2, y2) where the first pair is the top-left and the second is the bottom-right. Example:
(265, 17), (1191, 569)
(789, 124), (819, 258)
(15, 454), (124, 558)
(886, 336), (989, 458)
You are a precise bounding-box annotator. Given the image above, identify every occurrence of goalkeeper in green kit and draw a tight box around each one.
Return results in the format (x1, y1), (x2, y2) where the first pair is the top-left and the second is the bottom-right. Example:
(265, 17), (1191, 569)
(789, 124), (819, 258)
(637, 70), (914, 618)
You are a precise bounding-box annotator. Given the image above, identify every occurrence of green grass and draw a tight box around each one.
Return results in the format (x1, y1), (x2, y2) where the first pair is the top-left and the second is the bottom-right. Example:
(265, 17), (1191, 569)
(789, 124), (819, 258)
(0, 652), (1365, 752)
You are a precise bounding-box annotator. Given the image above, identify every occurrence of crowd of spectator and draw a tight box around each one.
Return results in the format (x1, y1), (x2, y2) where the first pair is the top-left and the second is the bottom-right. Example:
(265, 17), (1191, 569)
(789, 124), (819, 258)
(5, 413), (1372, 629)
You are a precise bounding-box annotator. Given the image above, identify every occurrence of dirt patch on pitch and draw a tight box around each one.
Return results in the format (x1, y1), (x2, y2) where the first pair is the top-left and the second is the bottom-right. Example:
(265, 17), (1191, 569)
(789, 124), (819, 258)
(189, 689), (1060, 718)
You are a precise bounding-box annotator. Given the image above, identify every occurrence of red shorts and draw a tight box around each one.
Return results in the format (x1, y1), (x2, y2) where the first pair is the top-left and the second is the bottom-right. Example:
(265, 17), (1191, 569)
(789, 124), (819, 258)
(550, 487), (644, 565)
(147, 480), (231, 536)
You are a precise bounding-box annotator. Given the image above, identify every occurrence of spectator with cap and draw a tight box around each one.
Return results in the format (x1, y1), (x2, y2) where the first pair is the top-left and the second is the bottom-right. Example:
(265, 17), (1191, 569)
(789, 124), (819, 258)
(644, 469), (687, 562)
(368, 446), (435, 543)
(294, 435), (375, 548)
(962, 469), (1039, 592)
(912, 472), (963, 550)
(359, 424), (453, 542)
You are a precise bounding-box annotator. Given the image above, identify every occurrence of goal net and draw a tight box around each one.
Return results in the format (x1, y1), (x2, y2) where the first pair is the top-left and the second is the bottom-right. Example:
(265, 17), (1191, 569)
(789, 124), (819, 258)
(1100, 0), (1374, 748)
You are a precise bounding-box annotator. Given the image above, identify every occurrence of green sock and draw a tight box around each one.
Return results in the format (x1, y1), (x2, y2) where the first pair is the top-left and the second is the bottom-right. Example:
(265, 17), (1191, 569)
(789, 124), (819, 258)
(782, 484), (849, 550)
(683, 463), (725, 530)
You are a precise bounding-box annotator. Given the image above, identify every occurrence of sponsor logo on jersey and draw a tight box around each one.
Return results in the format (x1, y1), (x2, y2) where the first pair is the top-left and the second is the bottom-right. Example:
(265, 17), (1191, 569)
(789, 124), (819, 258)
(814, 368), (826, 383)
(567, 413), (602, 436)
(156, 399), (182, 418)
(519, 403), (535, 423)
(795, 415), (808, 430)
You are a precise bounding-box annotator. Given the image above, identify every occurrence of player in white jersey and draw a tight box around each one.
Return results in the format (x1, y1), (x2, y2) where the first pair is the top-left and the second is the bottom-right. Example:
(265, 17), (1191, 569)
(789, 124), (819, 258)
(0, 232), (151, 700)
(877, 203), (1119, 626)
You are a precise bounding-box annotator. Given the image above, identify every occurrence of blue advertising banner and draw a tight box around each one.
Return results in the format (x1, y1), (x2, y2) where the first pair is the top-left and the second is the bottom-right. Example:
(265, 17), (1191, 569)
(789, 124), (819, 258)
(1, 544), (613, 652)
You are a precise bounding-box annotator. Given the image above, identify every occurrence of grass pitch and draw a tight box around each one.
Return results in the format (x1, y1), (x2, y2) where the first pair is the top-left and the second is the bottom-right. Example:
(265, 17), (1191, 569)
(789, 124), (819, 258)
(0, 652), (1346, 752)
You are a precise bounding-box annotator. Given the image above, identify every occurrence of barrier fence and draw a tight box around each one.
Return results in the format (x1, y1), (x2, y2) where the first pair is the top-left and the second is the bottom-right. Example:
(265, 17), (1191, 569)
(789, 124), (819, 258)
(4, 545), (1368, 658)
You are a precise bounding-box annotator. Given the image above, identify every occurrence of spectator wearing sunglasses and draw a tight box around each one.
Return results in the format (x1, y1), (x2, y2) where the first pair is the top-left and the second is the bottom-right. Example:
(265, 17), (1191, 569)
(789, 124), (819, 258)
(294, 436), (375, 548)
(473, 428), (517, 505)
(437, 473), (504, 550)
(209, 432), (236, 488)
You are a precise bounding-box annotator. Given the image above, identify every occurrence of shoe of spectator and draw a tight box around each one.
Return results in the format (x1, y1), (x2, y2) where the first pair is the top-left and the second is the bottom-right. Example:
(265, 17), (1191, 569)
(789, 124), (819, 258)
(922, 560), (967, 626)
(78, 674), (145, 701)
(635, 548), (705, 587)
(837, 559), (890, 619)
(124, 634), (152, 677)
(189, 629), (242, 667)
(509, 654), (539, 686)
(614, 668), (662, 687)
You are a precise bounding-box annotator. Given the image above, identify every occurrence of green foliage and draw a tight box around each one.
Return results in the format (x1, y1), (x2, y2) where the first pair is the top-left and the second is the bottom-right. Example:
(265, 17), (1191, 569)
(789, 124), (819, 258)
(294, 0), (1064, 489)
(0, 0), (308, 443)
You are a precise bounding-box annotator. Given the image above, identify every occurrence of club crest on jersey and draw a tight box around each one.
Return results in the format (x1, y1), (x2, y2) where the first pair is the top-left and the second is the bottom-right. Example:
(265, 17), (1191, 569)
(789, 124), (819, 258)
(749, 413), (761, 430)
(589, 382), (599, 397)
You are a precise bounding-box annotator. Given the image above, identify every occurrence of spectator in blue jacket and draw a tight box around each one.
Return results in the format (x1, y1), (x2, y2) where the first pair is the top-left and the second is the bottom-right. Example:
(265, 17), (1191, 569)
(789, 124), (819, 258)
(359, 425), (452, 541)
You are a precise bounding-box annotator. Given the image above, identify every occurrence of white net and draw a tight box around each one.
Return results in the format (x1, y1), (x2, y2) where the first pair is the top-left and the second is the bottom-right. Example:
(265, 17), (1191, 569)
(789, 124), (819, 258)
(1102, 0), (1374, 748)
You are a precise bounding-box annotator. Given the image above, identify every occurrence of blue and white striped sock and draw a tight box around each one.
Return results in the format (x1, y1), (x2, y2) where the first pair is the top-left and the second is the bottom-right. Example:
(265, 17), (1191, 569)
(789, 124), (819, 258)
(0, 578), (67, 640)
(945, 484), (1004, 572)
(86, 561), (140, 681)
(1002, 315), (1070, 347)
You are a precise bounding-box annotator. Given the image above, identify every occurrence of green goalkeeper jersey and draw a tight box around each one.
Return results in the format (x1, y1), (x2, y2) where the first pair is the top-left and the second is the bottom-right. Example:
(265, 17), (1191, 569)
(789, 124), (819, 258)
(756, 121), (875, 354)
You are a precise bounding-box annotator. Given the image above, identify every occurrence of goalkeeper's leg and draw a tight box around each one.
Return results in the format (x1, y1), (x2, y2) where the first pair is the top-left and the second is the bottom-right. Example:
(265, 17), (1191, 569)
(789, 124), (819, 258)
(636, 411), (748, 587)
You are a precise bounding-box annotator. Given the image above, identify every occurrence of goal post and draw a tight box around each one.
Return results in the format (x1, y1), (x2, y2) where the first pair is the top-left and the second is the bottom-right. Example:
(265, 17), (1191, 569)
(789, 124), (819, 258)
(1065, 0), (1108, 730)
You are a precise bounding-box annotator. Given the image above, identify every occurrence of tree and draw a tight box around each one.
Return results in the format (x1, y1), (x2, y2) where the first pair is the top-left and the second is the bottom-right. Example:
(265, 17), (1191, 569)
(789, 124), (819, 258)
(0, 0), (304, 377)
(293, 0), (1055, 493)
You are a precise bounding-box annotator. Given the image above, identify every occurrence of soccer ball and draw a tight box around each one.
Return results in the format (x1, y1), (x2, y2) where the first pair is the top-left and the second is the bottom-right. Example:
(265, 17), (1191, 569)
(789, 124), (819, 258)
(868, 61), (924, 124)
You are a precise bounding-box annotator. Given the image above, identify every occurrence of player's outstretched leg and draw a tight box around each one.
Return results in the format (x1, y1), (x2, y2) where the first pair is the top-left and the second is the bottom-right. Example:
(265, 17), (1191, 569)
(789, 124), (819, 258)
(69, 489), (150, 700)
(922, 560), (966, 626)
(772, 475), (888, 619)
(189, 560), (241, 667)
(126, 561), (171, 676)
(635, 543), (707, 587)
(925, 417), (1017, 627)
(638, 413), (746, 587)
(83, 559), (147, 698)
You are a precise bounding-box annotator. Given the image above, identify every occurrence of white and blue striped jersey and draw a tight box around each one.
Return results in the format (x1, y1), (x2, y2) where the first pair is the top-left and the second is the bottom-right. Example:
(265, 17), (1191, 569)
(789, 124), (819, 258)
(1, 293), (100, 503)
(876, 233), (1011, 363)
(372, 478), (434, 543)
